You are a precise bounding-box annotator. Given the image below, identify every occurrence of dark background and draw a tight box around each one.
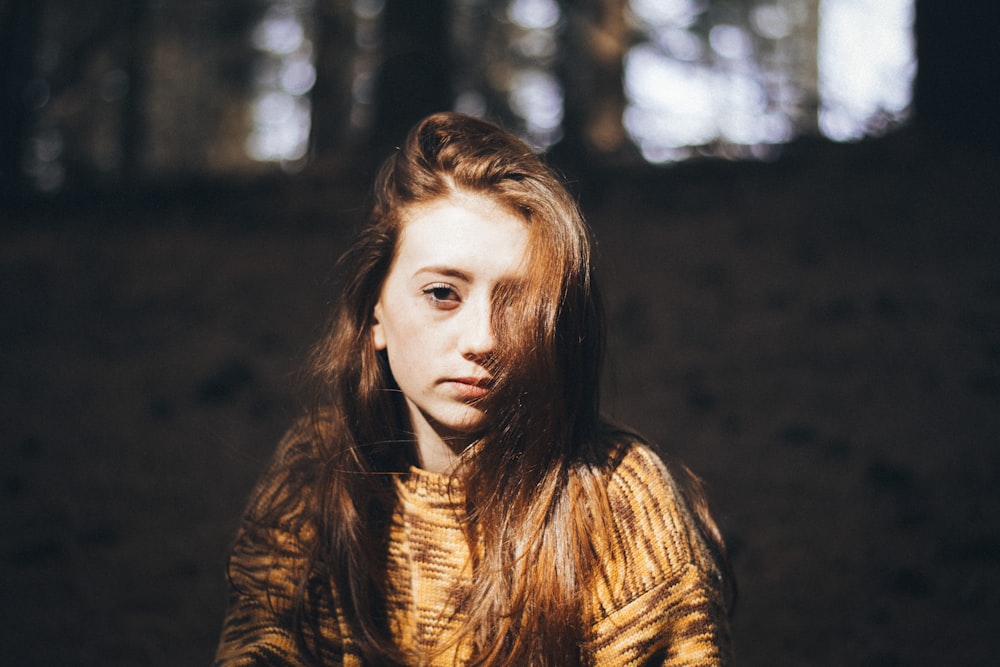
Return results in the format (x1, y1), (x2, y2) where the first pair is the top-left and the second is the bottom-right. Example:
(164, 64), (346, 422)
(2, 1), (999, 665)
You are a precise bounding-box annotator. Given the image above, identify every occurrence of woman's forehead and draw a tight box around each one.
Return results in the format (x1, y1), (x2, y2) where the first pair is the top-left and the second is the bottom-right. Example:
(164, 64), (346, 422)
(401, 191), (524, 225)
(392, 195), (529, 277)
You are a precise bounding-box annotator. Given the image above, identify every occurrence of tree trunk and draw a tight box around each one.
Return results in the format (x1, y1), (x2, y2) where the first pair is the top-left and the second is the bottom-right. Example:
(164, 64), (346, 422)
(0, 0), (45, 196)
(120, 0), (147, 185)
(310, 0), (357, 159)
(557, 0), (629, 172)
(915, 0), (1000, 152)
(369, 0), (453, 156)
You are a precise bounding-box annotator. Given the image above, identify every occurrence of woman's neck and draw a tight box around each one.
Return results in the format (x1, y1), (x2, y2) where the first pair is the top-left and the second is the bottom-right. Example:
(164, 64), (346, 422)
(416, 439), (459, 474)
(411, 419), (463, 474)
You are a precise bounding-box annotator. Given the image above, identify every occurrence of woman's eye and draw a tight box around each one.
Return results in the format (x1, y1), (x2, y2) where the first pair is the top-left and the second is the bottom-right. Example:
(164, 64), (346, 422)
(423, 285), (460, 307)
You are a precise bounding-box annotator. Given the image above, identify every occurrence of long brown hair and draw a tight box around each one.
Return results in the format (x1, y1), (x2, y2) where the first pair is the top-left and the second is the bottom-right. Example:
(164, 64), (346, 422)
(238, 112), (729, 665)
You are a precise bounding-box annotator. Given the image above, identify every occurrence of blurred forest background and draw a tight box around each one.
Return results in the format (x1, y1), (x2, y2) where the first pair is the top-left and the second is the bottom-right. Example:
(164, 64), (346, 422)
(2, 0), (999, 665)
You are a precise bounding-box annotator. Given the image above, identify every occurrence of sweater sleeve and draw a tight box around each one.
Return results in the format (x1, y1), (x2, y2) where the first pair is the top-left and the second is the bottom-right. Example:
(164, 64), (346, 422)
(214, 430), (348, 667)
(214, 524), (327, 666)
(588, 444), (733, 666)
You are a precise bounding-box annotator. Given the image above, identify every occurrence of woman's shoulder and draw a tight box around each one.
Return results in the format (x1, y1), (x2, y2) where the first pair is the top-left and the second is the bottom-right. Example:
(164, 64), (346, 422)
(273, 412), (328, 461)
(601, 438), (687, 520)
(596, 426), (680, 499)
(594, 430), (718, 573)
(240, 415), (326, 528)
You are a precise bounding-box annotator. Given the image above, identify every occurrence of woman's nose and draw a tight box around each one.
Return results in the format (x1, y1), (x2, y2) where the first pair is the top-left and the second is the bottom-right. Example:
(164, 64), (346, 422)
(459, 298), (495, 360)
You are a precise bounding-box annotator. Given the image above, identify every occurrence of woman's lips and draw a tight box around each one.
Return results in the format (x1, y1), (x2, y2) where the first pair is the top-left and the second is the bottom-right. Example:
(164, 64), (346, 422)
(445, 377), (492, 400)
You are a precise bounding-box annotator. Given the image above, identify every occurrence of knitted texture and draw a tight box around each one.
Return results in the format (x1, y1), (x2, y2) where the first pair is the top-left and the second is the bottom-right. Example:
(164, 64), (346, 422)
(215, 441), (732, 666)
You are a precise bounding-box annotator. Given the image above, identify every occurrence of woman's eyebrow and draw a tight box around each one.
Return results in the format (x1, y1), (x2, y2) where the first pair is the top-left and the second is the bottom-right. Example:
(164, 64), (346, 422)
(412, 266), (472, 281)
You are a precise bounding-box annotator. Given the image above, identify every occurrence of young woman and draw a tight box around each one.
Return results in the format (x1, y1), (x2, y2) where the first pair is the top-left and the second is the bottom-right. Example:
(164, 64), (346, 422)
(215, 112), (733, 666)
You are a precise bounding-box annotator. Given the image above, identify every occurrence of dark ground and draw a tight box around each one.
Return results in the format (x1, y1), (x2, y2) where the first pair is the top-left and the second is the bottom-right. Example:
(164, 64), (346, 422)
(2, 129), (999, 665)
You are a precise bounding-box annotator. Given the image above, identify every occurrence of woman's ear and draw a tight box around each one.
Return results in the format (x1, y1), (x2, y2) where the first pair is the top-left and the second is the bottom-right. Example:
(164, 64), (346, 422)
(372, 302), (387, 350)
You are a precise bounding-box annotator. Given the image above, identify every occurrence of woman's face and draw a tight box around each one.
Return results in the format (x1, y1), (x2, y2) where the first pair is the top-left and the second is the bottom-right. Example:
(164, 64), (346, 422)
(372, 193), (529, 460)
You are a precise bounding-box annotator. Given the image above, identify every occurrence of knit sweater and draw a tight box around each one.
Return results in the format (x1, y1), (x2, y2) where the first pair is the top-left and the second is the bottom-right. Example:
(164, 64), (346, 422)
(215, 439), (732, 666)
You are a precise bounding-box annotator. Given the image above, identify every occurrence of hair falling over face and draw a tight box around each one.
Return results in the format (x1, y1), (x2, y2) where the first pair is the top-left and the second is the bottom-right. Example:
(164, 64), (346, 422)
(226, 112), (734, 667)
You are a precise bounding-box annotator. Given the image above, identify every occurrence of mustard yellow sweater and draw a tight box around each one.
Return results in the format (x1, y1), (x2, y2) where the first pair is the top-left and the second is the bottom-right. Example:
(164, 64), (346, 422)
(215, 439), (732, 666)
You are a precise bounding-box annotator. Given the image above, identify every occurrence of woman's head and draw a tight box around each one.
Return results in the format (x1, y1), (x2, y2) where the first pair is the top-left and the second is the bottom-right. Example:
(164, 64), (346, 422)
(323, 112), (604, 461)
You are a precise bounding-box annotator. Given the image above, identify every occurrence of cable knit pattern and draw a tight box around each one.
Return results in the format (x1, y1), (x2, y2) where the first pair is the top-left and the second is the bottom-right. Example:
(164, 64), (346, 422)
(386, 468), (472, 664)
(586, 445), (732, 665)
(215, 442), (732, 666)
